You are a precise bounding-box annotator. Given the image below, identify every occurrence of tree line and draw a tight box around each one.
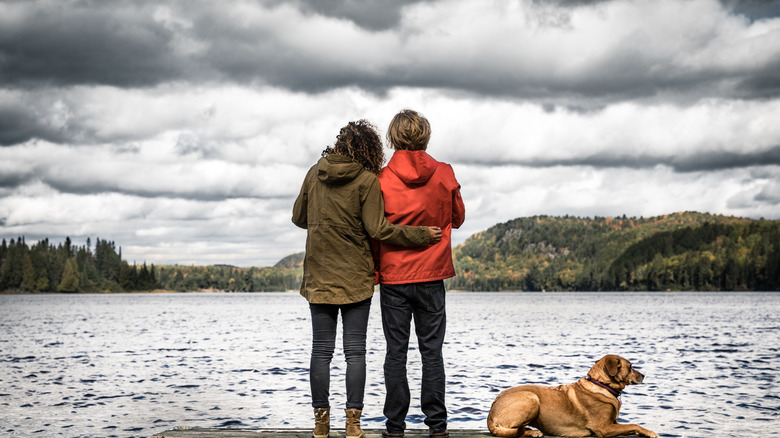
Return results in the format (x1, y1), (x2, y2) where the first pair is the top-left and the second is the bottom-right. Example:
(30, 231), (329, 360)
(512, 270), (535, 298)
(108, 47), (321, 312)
(0, 237), (303, 293)
(0, 237), (161, 292)
(446, 212), (780, 291)
(155, 255), (303, 292)
(4, 212), (778, 293)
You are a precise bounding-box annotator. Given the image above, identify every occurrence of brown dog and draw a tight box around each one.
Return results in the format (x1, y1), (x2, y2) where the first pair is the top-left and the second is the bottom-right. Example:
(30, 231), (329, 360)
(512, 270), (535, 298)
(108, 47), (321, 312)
(487, 355), (658, 438)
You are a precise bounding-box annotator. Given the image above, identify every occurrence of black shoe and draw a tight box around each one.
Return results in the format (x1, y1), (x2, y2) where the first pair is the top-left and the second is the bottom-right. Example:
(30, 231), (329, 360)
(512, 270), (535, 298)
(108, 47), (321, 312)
(429, 430), (448, 438)
(382, 432), (404, 438)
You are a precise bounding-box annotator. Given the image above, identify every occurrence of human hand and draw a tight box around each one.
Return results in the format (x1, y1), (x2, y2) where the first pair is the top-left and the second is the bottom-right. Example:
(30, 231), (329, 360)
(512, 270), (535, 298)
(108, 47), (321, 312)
(427, 226), (442, 243)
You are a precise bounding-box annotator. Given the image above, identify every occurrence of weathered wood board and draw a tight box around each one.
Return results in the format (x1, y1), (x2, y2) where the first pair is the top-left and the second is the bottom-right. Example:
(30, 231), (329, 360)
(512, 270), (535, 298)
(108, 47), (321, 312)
(150, 428), (492, 438)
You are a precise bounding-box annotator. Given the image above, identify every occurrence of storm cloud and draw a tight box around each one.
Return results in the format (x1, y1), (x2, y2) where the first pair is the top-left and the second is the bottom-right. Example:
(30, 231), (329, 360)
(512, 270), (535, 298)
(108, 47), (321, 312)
(1, 0), (780, 266)
(2, 0), (779, 100)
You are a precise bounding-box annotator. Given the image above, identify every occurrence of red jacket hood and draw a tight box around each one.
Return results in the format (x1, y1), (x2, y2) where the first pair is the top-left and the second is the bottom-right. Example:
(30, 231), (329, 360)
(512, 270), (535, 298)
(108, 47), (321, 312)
(386, 150), (438, 185)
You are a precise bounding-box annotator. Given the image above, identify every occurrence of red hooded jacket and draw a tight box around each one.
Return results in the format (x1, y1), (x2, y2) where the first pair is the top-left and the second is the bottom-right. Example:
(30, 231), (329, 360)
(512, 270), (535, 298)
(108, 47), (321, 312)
(375, 150), (465, 284)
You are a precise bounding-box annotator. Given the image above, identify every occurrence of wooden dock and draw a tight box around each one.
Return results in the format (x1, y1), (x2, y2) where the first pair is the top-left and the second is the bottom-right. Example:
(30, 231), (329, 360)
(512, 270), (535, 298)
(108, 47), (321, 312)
(150, 428), (491, 438)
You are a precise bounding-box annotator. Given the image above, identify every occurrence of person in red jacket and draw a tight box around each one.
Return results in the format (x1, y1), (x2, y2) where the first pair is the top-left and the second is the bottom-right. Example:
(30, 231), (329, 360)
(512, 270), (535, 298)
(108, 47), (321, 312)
(375, 109), (465, 438)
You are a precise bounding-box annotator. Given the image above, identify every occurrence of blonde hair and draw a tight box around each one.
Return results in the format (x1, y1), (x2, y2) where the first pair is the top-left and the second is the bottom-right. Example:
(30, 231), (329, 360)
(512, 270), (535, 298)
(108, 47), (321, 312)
(386, 109), (431, 151)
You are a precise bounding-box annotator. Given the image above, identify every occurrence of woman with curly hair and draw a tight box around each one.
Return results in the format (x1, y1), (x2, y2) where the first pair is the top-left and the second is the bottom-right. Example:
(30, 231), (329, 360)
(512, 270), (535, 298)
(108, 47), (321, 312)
(293, 120), (442, 438)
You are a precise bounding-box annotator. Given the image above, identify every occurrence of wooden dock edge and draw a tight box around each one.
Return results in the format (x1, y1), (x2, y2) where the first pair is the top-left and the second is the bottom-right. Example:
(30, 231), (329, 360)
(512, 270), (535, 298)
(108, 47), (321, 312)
(150, 428), (492, 438)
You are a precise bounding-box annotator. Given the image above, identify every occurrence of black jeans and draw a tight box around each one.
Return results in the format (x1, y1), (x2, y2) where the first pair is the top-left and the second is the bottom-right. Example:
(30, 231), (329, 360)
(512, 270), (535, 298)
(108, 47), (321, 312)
(381, 280), (447, 433)
(309, 298), (372, 409)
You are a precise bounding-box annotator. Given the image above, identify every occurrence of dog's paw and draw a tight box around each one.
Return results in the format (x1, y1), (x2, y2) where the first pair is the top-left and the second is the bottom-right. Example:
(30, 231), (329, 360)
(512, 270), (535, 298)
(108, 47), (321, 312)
(521, 430), (543, 438)
(645, 431), (659, 438)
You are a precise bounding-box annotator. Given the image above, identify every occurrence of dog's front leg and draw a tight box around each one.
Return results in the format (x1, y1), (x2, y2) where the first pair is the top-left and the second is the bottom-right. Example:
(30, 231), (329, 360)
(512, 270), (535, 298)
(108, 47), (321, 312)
(592, 423), (659, 438)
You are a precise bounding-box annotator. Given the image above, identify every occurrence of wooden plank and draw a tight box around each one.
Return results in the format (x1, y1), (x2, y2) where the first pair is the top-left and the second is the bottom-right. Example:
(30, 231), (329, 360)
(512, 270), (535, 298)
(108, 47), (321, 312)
(150, 428), (491, 438)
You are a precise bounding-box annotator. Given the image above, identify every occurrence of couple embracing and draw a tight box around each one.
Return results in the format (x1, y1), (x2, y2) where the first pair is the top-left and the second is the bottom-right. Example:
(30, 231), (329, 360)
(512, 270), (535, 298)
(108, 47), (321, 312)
(292, 109), (466, 438)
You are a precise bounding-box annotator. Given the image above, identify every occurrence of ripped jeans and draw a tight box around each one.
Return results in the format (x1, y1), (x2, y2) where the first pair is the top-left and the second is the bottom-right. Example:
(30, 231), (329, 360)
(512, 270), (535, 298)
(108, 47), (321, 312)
(309, 297), (372, 409)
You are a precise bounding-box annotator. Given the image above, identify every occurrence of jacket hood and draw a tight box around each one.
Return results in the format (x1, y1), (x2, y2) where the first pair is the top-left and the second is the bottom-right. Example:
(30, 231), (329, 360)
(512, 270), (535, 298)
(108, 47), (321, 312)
(386, 150), (439, 185)
(317, 154), (364, 184)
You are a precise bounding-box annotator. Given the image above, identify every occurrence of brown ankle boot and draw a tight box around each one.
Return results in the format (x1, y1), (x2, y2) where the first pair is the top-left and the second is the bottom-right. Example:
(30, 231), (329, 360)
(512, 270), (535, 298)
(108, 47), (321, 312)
(345, 408), (365, 438)
(312, 407), (330, 438)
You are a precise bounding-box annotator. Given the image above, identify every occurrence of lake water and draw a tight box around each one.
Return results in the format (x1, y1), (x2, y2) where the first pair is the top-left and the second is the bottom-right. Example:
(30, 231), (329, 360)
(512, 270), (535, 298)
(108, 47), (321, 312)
(0, 292), (778, 438)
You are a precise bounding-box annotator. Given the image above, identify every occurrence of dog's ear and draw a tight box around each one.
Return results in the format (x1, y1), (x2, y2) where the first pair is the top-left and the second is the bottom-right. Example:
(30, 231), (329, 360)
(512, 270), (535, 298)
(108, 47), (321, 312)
(604, 355), (620, 378)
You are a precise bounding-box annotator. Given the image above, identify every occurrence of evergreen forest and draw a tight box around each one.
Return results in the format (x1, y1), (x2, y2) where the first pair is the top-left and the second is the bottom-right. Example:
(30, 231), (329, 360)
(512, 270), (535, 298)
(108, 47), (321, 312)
(0, 237), (303, 293)
(2, 212), (779, 293)
(0, 237), (162, 293)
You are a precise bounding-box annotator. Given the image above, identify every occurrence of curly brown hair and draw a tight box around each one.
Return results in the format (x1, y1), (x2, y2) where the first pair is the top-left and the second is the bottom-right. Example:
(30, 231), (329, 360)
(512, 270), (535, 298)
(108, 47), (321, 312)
(322, 120), (385, 174)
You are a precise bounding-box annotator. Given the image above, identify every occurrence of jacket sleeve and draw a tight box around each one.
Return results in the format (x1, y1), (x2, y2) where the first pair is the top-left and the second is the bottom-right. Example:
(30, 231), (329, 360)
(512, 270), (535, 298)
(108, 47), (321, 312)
(370, 238), (381, 285)
(451, 168), (466, 229)
(362, 177), (430, 247)
(291, 168), (311, 229)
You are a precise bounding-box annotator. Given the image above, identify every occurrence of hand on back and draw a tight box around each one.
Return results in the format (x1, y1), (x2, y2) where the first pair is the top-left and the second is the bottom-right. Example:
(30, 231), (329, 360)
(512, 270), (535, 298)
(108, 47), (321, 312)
(428, 227), (442, 243)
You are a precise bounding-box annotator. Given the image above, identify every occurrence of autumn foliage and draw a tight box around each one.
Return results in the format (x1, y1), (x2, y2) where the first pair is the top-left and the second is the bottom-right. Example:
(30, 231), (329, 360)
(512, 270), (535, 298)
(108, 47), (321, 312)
(447, 212), (780, 291)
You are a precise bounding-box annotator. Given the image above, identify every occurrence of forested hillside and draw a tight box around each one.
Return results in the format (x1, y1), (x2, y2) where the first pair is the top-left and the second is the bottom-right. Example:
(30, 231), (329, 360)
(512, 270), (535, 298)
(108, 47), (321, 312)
(446, 212), (780, 291)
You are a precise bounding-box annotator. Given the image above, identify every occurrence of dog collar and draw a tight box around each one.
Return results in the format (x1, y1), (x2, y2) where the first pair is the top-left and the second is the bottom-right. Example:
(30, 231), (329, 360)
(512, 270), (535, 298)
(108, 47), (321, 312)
(586, 375), (622, 405)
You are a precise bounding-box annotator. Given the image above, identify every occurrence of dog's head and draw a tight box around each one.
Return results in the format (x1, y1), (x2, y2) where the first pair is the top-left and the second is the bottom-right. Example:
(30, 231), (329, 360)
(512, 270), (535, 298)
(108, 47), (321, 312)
(589, 354), (645, 391)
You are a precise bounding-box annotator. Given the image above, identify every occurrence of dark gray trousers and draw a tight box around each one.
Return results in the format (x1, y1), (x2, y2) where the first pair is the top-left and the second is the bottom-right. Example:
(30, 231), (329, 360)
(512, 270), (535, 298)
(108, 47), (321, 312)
(309, 298), (372, 409)
(381, 280), (447, 433)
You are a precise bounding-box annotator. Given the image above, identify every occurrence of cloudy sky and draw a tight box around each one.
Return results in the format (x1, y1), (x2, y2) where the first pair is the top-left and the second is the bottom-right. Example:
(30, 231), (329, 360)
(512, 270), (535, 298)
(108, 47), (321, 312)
(1, 0), (779, 267)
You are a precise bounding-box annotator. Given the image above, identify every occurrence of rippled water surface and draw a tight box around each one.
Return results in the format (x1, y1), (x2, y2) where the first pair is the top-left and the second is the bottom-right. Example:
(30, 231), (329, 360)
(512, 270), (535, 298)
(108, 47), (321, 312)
(1, 292), (778, 437)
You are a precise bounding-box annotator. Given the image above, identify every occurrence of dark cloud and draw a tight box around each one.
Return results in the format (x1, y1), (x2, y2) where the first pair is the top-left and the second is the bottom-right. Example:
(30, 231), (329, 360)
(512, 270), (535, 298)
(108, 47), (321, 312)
(719, 0), (780, 20)
(670, 146), (780, 172)
(755, 184), (780, 204)
(538, 0), (780, 17)
(0, 105), (48, 145)
(37, 177), (281, 202)
(1, 0), (777, 103)
(0, 169), (33, 188)
(291, 0), (427, 31)
(736, 57), (780, 99)
(462, 145), (780, 173)
(536, 0), (780, 12)
(0, 1), (188, 88)
(531, 0), (612, 6)
(0, 99), (95, 146)
(1, 0), (428, 88)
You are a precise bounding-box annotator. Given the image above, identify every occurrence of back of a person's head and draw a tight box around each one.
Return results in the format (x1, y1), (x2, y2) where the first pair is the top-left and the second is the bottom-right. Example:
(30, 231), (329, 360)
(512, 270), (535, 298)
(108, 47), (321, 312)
(387, 109), (431, 151)
(324, 119), (385, 174)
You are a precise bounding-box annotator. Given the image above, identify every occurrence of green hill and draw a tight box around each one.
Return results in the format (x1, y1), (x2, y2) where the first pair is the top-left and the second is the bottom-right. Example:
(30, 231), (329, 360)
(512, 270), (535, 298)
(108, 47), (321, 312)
(274, 252), (304, 269)
(446, 212), (780, 291)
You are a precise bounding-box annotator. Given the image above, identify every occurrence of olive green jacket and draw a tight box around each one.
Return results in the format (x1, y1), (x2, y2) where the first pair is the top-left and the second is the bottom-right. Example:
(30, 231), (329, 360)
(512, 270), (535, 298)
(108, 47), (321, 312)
(292, 154), (431, 304)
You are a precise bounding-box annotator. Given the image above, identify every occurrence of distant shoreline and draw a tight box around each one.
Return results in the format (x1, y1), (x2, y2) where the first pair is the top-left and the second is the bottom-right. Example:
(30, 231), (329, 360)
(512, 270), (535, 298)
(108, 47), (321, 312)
(0, 289), (300, 295)
(3, 289), (772, 295)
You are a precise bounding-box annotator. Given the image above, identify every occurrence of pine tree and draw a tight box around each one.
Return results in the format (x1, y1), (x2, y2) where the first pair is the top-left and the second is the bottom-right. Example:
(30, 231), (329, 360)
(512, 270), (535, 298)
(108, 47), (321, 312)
(58, 258), (80, 293)
(149, 264), (160, 290)
(0, 239), (7, 267)
(21, 252), (36, 291)
(119, 261), (135, 290)
(1, 239), (25, 289)
(35, 270), (50, 291)
(139, 263), (151, 290)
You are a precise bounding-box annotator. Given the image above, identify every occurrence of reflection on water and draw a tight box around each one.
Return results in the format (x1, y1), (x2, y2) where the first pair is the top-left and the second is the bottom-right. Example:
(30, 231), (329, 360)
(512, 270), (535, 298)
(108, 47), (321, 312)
(0, 292), (778, 437)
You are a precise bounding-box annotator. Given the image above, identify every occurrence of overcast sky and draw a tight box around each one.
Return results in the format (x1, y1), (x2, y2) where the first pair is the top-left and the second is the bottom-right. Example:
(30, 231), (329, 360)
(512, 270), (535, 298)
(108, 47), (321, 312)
(1, 0), (780, 267)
